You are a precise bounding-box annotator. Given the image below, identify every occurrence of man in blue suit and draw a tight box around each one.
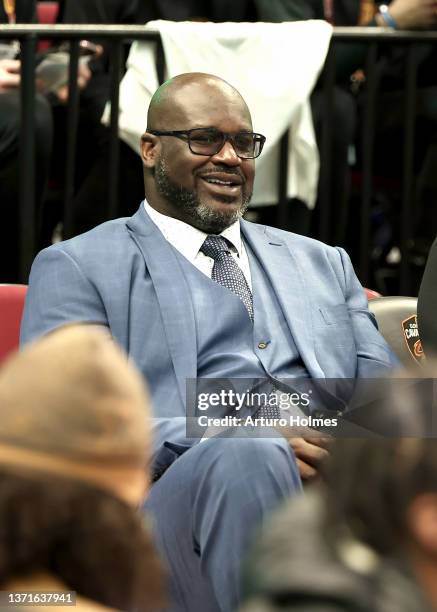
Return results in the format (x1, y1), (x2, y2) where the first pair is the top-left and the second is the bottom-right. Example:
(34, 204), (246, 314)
(21, 72), (397, 612)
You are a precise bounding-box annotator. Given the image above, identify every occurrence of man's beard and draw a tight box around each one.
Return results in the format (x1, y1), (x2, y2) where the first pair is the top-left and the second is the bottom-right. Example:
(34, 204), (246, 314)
(155, 158), (252, 234)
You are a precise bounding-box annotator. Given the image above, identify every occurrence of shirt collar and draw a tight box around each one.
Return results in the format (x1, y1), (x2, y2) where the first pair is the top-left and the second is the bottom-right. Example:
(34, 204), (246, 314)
(144, 201), (243, 259)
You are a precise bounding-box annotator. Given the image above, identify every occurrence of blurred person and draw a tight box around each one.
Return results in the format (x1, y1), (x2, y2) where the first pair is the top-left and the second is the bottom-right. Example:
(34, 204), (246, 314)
(55, 0), (141, 171)
(39, 0), (141, 246)
(0, 0), (93, 281)
(0, 0), (53, 282)
(255, 0), (437, 38)
(21, 72), (397, 611)
(0, 325), (165, 611)
(240, 376), (437, 612)
(256, 0), (437, 258)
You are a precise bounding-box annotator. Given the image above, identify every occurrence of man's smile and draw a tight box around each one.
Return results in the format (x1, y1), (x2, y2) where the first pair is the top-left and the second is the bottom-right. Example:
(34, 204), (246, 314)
(198, 171), (244, 198)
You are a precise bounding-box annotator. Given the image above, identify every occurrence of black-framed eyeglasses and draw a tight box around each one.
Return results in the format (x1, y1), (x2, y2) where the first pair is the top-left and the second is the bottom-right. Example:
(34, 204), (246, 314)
(146, 127), (266, 159)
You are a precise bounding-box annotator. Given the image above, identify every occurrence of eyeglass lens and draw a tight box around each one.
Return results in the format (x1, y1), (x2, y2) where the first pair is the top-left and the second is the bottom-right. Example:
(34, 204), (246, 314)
(189, 129), (260, 158)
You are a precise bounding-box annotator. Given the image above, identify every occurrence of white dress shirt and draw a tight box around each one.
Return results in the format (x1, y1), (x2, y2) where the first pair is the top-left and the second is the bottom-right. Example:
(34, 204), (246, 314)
(144, 202), (252, 290)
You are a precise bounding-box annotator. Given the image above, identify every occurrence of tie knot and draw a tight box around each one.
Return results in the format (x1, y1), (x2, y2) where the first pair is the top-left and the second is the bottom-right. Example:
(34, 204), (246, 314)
(200, 235), (231, 260)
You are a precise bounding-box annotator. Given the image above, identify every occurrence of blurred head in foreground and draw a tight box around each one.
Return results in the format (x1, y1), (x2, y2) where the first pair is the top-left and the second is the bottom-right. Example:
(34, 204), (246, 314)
(0, 325), (164, 611)
(241, 374), (437, 612)
(322, 439), (437, 609)
(323, 375), (437, 565)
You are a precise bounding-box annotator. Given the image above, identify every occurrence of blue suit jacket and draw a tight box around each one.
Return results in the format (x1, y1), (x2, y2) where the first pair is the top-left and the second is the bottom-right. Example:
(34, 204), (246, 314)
(21, 204), (397, 467)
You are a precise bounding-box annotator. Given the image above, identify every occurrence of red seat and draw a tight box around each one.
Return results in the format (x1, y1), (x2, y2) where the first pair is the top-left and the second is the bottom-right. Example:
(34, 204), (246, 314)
(0, 285), (27, 364)
(36, 2), (60, 51)
(36, 1), (59, 24)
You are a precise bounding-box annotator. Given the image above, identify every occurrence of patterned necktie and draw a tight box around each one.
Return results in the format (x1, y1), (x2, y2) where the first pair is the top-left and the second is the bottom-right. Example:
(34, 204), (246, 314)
(201, 236), (281, 420)
(200, 235), (254, 322)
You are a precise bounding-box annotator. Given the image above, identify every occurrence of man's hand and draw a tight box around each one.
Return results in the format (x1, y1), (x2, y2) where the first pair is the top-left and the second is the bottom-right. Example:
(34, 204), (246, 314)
(0, 57), (92, 101)
(288, 436), (330, 481)
(55, 59), (92, 104)
(0, 59), (20, 92)
(385, 0), (437, 29)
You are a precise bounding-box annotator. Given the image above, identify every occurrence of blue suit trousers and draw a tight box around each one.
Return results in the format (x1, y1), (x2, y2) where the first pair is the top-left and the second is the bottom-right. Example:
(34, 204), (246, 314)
(145, 435), (301, 612)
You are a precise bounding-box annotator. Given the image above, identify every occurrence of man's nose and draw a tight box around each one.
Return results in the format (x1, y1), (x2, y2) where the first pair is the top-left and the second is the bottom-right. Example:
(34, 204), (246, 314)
(210, 140), (241, 166)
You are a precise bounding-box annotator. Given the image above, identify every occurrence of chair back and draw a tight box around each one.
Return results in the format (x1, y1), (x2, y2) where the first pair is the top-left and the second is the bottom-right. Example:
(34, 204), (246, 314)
(36, 1), (59, 24)
(368, 296), (423, 367)
(0, 284), (27, 364)
(36, 2), (60, 51)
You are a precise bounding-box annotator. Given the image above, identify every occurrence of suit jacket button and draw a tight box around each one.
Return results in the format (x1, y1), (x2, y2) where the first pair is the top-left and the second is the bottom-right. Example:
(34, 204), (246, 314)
(258, 342), (268, 349)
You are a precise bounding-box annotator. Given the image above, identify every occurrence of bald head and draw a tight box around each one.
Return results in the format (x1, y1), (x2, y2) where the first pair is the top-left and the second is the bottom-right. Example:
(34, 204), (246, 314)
(147, 72), (251, 131)
(0, 326), (151, 503)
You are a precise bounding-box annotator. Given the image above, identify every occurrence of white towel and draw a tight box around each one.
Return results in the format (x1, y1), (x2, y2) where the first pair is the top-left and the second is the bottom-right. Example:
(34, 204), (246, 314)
(105, 19), (332, 209)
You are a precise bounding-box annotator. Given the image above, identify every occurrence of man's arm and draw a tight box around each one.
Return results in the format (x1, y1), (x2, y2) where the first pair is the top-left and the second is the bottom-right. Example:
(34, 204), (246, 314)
(21, 245), (195, 477)
(287, 245), (399, 481)
(375, 0), (437, 29)
(418, 236), (437, 356)
(20, 246), (108, 345)
(334, 246), (400, 375)
(0, 60), (20, 91)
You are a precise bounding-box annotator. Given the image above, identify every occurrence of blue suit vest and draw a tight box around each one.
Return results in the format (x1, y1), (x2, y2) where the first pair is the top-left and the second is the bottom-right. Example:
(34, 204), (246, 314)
(174, 241), (309, 382)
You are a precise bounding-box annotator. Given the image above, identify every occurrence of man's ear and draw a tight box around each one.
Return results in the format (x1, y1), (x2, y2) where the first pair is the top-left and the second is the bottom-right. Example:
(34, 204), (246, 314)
(141, 133), (159, 168)
(407, 494), (437, 556)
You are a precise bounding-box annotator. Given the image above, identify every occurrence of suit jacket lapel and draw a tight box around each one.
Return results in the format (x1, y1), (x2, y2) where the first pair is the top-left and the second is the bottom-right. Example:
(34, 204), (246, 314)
(241, 220), (325, 378)
(126, 205), (197, 405)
